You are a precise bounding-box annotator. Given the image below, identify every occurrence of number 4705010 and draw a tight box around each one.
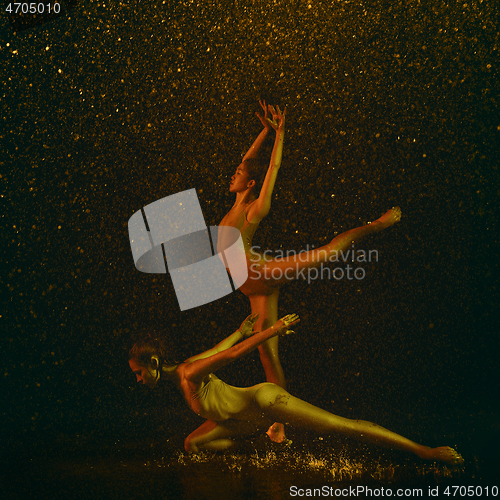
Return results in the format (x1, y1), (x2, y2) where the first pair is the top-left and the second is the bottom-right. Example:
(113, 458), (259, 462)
(443, 485), (498, 497)
(6, 3), (61, 14)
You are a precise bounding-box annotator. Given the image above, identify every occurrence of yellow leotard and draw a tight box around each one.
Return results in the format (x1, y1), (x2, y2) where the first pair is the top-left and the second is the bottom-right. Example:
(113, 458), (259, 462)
(189, 373), (266, 422)
(218, 207), (259, 254)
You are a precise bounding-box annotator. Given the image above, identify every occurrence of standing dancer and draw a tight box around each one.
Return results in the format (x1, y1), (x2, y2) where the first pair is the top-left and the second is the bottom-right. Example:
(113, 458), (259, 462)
(218, 102), (401, 441)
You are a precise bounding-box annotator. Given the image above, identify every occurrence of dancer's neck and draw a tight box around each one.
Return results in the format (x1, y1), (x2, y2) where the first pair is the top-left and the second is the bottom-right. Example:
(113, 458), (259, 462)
(233, 189), (256, 208)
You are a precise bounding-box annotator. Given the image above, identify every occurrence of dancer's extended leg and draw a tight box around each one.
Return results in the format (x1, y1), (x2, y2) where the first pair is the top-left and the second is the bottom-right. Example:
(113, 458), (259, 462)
(253, 384), (463, 464)
(255, 207), (402, 287)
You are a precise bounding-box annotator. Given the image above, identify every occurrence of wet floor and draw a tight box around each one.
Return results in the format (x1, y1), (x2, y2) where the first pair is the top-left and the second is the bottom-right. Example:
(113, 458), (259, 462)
(3, 414), (497, 500)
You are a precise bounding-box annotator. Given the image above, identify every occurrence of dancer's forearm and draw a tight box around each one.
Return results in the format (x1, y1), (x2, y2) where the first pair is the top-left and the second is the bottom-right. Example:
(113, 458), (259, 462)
(185, 329), (243, 363)
(269, 127), (285, 169)
(212, 329), (245, 353)
(243, 128), (270, 161)
(230, 324), (278, 359)
(248, 128), (284, 221)
(184, 324), (279, 383)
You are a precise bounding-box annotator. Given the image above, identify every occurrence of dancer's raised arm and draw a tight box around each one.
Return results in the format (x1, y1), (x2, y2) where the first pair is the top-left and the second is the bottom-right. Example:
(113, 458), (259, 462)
(183, 314), (299, 384)
(247, 105), (286, 223)
(184, 313), (260, 363)
(242, 100), (273, 161)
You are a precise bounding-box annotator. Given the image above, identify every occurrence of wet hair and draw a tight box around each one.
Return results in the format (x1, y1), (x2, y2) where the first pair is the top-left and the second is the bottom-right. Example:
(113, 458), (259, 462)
(243, 158), (268, 194)
(129, 335), (179, 372)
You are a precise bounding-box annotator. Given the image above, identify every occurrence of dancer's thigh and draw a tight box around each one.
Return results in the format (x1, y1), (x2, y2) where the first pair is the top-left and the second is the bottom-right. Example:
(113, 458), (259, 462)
(239, 260), (279, 296)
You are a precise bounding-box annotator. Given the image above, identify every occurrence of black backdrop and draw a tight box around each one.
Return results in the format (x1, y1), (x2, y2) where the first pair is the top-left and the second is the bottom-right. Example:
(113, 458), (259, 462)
(2, 0), (498, 453)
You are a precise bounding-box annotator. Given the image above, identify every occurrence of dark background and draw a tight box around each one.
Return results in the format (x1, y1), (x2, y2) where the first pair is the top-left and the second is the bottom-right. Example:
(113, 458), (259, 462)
(1, 0), (498, 468)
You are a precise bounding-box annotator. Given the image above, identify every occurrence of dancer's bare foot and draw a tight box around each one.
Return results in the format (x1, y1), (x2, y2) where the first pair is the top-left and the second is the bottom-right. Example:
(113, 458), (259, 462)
(418, 446), (464, 465)
(370, 207), (402, 230)
(266, 422), (286, 443)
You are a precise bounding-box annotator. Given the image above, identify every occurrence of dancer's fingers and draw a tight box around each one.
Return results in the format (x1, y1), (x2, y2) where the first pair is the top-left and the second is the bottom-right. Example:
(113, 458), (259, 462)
(281, 313), (299, 326)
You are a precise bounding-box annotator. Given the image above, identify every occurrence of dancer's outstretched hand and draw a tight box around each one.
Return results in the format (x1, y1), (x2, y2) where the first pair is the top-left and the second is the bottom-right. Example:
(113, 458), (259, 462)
(266, 104), (286, 132)
(255, 100), (272, 131)
(239, 313), (260, 338)
(274, 313), (299, 336)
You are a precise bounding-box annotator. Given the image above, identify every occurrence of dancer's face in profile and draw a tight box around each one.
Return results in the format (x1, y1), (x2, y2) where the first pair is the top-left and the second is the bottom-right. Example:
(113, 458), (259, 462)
(129, 358), (158, 388)
(229, 163), (254, 193)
